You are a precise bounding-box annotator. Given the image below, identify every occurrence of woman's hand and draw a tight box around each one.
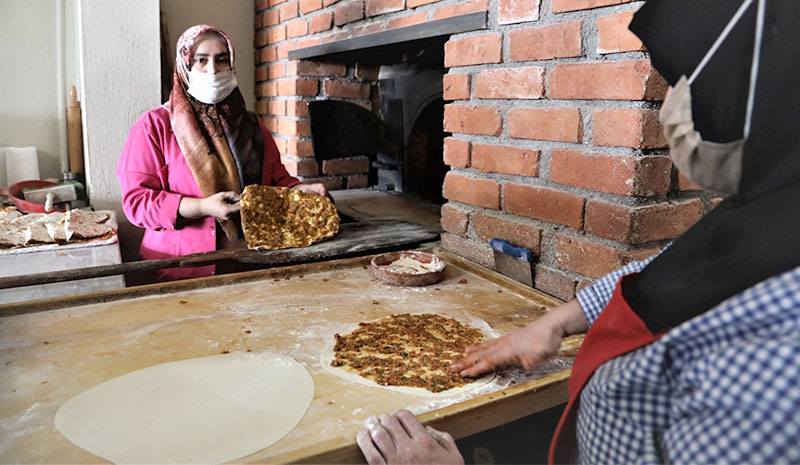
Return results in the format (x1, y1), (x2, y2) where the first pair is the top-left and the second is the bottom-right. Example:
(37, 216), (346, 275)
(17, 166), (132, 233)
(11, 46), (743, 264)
(357, 411), (464, 465)
(451, 299), (588, 378)
(293, 183), (328, 197)
(179, 191), (240, 221)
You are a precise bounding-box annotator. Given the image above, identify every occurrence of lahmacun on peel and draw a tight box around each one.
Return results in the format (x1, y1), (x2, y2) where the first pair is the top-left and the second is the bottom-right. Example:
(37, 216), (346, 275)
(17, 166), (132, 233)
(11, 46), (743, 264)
(240, 185), (339, 250)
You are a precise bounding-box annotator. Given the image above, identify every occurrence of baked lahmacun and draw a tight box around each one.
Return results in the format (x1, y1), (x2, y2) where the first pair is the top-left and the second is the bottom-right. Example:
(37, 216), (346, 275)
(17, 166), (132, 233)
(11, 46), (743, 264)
(240, 185), (339, 250)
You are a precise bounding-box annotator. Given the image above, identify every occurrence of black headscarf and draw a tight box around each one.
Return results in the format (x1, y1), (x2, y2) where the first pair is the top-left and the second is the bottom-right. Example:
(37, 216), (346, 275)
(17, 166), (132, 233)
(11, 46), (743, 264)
(624, 1), (800, 333)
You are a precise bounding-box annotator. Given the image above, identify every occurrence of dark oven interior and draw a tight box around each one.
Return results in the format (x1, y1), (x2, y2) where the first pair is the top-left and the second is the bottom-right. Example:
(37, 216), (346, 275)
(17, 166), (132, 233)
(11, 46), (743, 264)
(304, 33), (451, 203)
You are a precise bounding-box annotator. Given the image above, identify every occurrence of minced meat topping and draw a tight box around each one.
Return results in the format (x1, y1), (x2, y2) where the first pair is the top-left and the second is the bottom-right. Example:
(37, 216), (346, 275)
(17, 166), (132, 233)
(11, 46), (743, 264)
(240, 185), (339, 250)
(331, 313), (485, 393)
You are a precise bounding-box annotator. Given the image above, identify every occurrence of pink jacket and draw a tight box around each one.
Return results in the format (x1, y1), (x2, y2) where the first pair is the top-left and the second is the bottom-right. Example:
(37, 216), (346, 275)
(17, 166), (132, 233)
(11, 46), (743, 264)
(116, 106), (300, 281)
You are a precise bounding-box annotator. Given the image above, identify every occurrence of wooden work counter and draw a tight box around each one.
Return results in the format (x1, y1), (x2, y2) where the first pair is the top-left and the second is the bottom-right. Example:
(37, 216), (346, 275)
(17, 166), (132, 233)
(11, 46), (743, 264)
(0, 249), (582, 463)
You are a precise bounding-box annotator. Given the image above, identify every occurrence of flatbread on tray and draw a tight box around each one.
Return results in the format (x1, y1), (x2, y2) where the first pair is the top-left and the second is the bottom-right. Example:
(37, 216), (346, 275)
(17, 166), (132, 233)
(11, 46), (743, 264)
(65, 209), (113, 241)
(0, 207), (23, 222)
(0, 207), (115, 250)
(24, 221), (54, 245)
(0, 221), (26, 247)
(240, 185), (339, 250)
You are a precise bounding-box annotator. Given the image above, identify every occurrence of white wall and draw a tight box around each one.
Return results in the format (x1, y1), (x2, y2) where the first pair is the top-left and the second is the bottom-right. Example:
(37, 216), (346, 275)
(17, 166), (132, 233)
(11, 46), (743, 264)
(0, 0), (81, 182)
(79, 0), (161, 259)
(163, 0), (256, 111)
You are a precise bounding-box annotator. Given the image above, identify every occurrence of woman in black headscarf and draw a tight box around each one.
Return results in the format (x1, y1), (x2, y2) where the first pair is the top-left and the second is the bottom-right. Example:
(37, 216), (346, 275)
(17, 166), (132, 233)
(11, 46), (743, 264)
(357, 1), (800, 463)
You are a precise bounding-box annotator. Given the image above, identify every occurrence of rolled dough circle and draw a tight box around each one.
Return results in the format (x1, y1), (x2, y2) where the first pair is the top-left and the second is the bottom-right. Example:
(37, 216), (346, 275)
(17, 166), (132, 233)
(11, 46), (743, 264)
(54, 352), (314, 464)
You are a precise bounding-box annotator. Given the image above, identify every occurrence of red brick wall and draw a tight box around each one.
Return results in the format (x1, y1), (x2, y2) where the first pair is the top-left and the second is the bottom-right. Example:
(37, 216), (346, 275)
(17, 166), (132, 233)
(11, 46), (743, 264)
(254, 0), (722, 300)
(255, 0), (380, 192)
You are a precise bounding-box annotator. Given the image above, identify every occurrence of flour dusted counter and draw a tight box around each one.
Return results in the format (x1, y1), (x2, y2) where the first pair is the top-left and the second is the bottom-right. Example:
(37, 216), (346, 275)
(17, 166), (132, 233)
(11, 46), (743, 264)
(0, 250), (582, 463)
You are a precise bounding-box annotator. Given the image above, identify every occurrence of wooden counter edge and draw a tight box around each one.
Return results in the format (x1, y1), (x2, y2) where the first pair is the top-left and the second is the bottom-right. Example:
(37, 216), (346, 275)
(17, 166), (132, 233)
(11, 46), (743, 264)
(0, 249), (565, 317)
(263, 369), (571, 464)
(0, 254), (375, 316)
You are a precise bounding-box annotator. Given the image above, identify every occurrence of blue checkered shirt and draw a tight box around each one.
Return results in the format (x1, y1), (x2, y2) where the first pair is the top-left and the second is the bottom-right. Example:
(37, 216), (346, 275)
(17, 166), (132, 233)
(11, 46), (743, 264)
(574, 257), (800, 464)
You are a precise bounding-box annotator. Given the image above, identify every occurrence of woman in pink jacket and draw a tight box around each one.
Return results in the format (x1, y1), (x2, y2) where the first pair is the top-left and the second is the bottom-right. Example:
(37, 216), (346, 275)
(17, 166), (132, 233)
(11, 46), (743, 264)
(117, 25), (326, 281)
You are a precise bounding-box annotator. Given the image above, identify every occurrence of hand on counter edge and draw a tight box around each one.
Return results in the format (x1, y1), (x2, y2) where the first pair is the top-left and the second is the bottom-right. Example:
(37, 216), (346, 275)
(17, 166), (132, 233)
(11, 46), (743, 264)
(357, 410), (464, 465)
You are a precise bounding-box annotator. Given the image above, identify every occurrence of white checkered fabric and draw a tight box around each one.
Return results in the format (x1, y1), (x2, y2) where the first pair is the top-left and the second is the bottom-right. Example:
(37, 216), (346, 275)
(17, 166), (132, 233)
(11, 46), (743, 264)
(573, 260), (800, 464)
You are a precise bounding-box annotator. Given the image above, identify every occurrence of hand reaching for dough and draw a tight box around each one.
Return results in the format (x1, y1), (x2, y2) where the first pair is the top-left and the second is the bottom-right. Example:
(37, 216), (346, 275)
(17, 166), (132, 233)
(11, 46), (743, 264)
(357, 410), (464, 465)
(179, 191), (240, 221)
(450, 298), (589, 378)
(293, 182), (328, 197)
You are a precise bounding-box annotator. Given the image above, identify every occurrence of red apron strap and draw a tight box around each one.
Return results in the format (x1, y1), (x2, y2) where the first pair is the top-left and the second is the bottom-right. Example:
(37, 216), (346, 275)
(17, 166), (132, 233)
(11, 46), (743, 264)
(549, 273), (666, 464)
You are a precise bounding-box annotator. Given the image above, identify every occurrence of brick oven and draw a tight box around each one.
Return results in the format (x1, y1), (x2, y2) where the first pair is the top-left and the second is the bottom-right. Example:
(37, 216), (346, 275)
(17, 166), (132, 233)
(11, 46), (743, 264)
(253, 0), (722, 300)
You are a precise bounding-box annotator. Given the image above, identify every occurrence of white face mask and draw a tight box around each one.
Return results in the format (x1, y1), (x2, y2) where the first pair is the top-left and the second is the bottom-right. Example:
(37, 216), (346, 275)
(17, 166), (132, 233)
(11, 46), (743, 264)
(659, 0), (764, 194)
(187, 70), (238, 104)
(660, 77), (745, 194)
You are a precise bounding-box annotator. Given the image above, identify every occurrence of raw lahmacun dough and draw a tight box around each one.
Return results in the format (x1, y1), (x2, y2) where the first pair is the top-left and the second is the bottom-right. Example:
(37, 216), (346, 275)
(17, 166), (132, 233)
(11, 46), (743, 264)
(54, 352), (315, 464)
(240, 185), (339, 250)
(322, 313), (496, 397)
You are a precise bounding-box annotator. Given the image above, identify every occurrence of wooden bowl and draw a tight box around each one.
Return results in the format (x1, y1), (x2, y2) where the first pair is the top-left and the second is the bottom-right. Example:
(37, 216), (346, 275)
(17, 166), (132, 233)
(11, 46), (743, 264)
(371, 251), (446, 287)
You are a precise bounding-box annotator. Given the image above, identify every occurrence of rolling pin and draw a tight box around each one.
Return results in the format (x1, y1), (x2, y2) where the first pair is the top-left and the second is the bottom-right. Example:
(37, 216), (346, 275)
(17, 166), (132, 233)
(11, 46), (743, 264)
(66, 85), (84, 174)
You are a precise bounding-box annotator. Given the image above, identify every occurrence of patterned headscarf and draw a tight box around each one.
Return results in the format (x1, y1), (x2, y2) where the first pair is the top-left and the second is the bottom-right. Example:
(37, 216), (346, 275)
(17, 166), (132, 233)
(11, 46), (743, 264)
(169, 25), (264, 240)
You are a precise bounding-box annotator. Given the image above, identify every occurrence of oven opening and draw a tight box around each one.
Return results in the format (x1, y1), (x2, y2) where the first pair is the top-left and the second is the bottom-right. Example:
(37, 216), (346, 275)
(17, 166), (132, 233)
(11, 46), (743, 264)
(309, 63), (448, 205)
(404, 98), (447, 202)
(292, 19), (482, 233)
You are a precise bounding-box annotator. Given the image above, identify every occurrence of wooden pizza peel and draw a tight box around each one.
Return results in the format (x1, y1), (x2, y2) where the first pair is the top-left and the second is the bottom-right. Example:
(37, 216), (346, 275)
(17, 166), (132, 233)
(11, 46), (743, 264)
(0, 219), (438, 291)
